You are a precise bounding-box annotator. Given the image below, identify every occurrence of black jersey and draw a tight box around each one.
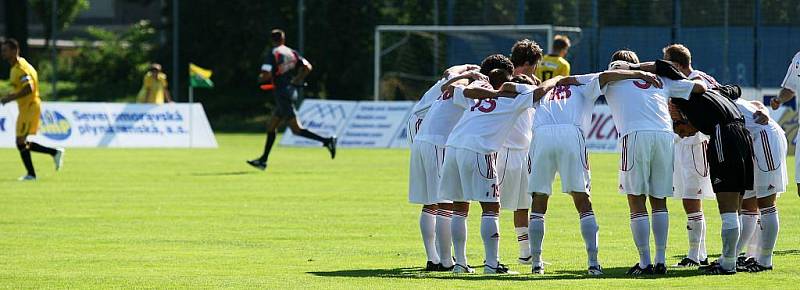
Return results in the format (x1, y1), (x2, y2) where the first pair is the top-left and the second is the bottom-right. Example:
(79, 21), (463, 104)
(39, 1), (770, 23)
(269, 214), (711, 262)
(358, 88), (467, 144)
(671, 85), (744, 135)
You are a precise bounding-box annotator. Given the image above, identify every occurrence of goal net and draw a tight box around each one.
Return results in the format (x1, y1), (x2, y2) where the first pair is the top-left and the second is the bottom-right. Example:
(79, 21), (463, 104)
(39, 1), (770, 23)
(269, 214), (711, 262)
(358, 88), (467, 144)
(374, 25), (582, 101)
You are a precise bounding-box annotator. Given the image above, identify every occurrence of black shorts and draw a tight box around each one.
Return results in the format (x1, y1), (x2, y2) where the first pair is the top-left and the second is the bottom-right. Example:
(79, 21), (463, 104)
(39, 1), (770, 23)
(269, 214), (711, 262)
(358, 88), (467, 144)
(707, 122), (754, 193)
(272, 85), (298, 119)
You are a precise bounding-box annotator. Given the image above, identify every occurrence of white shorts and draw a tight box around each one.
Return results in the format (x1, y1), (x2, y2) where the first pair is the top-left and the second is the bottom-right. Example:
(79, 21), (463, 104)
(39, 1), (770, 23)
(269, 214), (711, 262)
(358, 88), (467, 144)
(438, 147), (500, 203)
(528, 125), (591, 196)
(673, 133), (715, 200)
(408, 141), (450, 204)
(406, 114), (424, 144)
(746, 128), (788, 199)
(498, 147), (531, 210)
(618, 131), (674, 198)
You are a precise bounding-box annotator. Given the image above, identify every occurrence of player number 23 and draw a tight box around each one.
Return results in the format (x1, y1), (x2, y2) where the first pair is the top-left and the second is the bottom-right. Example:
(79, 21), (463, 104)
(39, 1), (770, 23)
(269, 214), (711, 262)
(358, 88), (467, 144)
(470, 99), (497, 113)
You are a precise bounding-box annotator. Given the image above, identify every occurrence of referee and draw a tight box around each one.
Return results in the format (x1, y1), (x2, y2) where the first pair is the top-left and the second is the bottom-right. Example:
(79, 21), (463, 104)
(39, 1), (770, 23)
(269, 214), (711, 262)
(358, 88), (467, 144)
(248, 29), (336, 171)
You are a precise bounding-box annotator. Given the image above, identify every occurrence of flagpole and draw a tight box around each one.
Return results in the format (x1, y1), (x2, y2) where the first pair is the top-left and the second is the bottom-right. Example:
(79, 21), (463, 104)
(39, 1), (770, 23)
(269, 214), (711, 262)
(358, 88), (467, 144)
(189, 85), (194, 148)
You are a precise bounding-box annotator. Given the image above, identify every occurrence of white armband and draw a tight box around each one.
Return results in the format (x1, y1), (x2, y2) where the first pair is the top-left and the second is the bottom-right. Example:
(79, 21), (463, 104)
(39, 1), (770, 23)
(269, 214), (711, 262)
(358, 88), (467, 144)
(261, 64), (273, 72)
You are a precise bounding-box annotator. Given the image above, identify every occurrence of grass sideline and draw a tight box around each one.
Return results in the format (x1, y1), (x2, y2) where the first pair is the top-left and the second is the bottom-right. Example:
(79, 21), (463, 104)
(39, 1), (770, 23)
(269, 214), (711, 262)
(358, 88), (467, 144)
(1, 133), (798, 288)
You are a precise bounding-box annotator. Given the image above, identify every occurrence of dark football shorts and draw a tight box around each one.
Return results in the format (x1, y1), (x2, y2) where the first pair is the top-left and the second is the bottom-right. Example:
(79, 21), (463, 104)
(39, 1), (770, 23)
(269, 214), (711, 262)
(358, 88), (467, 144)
(707, 121), (755, 193)
(273, 85), (298, 119)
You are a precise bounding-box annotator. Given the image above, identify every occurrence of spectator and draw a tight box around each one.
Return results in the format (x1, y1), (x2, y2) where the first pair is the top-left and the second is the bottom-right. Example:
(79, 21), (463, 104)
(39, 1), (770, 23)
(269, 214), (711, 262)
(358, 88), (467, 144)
(137, 63), (172, 104)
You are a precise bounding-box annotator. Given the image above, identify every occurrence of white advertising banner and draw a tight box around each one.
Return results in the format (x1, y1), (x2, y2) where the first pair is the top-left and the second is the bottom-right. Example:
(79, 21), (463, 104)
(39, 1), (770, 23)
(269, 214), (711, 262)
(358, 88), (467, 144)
(339, 101), (414, 148)
(280, 99), (358, 146)
(0, 102), (217, 148)
(585, 105), (620, 152)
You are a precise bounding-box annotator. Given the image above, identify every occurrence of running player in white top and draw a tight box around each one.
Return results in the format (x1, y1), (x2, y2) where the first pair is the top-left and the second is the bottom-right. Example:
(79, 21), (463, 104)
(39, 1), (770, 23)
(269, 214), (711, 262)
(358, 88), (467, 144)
(603, 50), (706, 275)
(769, 50), (800, 195)
(439, 54), (561, 274)
(526, 70), (661, 275)
(733, 98), (785, 272)
(502, 39), (541, 265)
(662, 44), (716, 268)
(406, 64), (482, 272)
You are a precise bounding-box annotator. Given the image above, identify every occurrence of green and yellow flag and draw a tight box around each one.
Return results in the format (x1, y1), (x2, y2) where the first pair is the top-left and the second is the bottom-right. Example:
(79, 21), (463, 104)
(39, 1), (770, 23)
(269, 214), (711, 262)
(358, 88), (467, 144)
(189, 63), (214, 88)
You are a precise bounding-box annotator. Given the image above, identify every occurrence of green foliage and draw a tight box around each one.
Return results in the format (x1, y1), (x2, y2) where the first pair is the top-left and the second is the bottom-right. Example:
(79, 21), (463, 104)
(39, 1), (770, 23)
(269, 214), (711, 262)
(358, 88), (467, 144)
(59, 20), (157, 101)
(28, 0), (90, 44)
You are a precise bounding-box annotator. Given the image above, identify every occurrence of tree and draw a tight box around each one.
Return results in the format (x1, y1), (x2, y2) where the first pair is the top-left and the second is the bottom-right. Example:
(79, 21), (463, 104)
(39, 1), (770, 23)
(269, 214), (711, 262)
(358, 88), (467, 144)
(29, 0), (90, 47)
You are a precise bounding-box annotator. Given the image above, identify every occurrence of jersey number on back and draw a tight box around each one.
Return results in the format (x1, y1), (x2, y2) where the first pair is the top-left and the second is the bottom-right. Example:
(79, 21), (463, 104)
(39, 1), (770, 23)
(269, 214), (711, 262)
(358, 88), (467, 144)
(551, 85), (572, 100)
(470, 99), (497, 113)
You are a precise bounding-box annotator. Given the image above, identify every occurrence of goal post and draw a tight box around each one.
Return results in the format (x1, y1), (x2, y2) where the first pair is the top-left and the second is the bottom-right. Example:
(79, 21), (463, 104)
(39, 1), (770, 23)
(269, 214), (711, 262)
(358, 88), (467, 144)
(374, 25), (582, 101)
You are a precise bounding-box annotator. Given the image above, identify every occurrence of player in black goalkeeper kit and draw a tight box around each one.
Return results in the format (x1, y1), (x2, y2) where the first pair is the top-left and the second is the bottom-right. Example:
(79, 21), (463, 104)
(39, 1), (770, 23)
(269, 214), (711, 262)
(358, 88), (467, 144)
(665, 61), (755, 275)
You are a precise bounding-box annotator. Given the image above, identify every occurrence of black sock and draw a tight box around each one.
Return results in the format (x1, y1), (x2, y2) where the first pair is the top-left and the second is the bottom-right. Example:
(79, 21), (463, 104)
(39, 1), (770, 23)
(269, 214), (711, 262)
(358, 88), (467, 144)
(29, 142), (57, 156)
(17, 144), (36, 177)
(259, 132), (277, 162)
(296, 129), (329, 145)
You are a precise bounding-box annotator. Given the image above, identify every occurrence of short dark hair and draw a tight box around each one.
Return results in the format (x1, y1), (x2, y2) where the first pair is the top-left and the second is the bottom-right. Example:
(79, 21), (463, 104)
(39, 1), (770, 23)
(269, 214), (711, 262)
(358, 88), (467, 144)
(479, 54), (514, 76)
(662, 44), (692, 68)
(2, 38), (19, 51)
(271, 29), (285, 43)
(552, 35), (571, 52)
(488, 68), (512, 89)
(611, 49), (640, 64)
(510, 39), (543, 67)
(511, 74), (535, 85)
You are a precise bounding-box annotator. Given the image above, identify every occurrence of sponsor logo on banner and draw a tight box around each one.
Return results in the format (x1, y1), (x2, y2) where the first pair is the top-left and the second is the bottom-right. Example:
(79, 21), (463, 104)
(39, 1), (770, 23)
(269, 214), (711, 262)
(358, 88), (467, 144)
(40, 110), (72, 140)
(0, 102), (216, 148)
(586, 105), (619, 152)
(280, 99), (358, 146)
(339, 101), (414, 148)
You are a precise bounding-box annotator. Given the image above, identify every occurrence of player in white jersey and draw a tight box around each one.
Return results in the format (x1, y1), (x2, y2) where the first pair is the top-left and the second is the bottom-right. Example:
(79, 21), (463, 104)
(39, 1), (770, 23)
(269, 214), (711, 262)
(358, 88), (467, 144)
(662, 45), (716, 267)
(502, 39), (542, 265)
(526, 70), (661, 275)
(733, 98), (785, 272)
(603, 50), (706, 275)
(439, 54), (562, 275)
(407, 64), (486, 271)
(770, 50), (800, 194)
(407, 64), (479, 144)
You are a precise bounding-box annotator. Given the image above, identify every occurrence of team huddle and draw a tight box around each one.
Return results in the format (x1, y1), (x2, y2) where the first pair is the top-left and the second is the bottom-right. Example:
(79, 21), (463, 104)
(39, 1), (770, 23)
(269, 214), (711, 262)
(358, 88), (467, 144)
(406, 38), (791, 276)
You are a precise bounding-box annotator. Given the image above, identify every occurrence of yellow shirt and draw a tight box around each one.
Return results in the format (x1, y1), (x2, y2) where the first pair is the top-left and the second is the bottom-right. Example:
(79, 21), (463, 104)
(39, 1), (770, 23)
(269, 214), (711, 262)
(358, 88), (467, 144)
(139, 72), (168, 104)
(535, 55), (571, 81)
(9, 57), (40, 109)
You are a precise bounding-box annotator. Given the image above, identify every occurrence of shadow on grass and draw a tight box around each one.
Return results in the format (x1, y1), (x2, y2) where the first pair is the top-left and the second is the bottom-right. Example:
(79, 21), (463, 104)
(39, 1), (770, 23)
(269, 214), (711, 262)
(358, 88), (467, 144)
(671, 249), (800, 260)
(190, 171), (257, 176)
(308, 265), (709, 281)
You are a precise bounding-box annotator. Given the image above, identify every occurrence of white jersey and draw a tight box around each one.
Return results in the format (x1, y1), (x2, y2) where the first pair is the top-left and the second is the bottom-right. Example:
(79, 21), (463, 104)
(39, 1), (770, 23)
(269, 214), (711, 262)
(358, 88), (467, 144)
(734, 98), (782, 134)
(602, 77), (695, 136)
(688, 70), (720, 90)
(446, 84), (538, 154)
(504, 108), (535, 150)
(410, 78), (448, 118)
(533, 73), (602, 132)
(781, 51), (800, 94)
(415, 88), (474, 146)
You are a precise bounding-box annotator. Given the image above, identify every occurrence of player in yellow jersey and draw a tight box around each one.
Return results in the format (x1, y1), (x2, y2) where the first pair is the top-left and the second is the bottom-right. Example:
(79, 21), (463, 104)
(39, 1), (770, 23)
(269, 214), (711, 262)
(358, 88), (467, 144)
(1, 39), (63, 181)
(534, 35), (571, 81)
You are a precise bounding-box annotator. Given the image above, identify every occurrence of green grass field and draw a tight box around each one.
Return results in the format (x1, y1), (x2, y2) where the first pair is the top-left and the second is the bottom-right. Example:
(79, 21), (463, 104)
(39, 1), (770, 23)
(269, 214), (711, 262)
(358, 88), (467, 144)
(1, 134), (799, 288)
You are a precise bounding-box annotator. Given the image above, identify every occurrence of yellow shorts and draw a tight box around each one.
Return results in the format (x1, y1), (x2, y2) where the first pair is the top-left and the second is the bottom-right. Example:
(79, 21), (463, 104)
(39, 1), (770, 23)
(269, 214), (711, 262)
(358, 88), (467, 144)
(16, 102), (41, 137)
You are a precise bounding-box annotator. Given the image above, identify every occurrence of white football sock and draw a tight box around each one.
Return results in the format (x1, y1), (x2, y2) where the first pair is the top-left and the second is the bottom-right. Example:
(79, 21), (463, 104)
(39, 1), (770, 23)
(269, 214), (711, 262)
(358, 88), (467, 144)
(737, 210), (759, 255)
(720, 212), (741, 271)
(451, 211), (469, 267)
(630, 212), (651, 267)
(699, 217), (708, 261)
(686, 211), (705, 262)
(580, 211), (600, 267)
(747, 218), (761, 258)
(651, 209), (669, 265)
(481, 212), (500, 268)
(758, 206), (779, 267)
(515, 227), (531, 259)
(529, 213), (545, 267)
(436, 209), (454, 267)
(420, 208), (439, 263)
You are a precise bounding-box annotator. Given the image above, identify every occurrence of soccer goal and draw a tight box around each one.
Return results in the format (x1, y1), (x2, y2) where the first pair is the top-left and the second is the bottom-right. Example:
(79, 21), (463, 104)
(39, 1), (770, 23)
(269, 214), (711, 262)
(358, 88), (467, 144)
(373, 25), (582, 101)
